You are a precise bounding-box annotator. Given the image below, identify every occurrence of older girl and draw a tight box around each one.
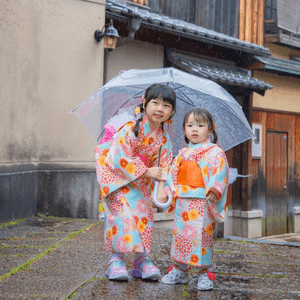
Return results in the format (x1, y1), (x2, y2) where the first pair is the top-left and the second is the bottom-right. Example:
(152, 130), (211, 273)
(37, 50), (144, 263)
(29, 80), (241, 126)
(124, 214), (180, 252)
(95, 84), (176, 281)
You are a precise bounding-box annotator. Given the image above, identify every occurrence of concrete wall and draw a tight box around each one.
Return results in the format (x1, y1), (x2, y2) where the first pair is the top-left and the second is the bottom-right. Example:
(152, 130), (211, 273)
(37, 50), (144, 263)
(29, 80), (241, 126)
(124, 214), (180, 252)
(0, 0), (106, 221)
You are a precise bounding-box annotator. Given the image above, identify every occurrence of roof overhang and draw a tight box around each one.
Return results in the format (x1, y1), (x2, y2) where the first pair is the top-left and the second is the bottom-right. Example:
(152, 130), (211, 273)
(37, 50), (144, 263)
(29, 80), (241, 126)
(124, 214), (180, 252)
(167, 51), (273, 96)
(252, 56), (300, 77)
(106, 0), (271, 57)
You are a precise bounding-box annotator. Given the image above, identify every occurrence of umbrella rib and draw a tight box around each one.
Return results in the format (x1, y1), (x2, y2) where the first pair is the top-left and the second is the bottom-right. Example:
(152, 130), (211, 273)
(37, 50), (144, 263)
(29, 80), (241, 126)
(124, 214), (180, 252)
(169, 83), (197, 107)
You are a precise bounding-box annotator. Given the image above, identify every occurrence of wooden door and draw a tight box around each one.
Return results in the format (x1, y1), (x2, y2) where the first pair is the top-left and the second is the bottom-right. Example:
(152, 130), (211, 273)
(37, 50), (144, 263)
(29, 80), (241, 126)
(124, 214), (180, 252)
(265, 131), (288, 236)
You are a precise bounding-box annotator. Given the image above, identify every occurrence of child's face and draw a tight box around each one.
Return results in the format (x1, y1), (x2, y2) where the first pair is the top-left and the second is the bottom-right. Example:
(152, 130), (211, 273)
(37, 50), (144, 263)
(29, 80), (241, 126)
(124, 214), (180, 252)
(145, 96), (173, 129)
(184, 113), (212, 144)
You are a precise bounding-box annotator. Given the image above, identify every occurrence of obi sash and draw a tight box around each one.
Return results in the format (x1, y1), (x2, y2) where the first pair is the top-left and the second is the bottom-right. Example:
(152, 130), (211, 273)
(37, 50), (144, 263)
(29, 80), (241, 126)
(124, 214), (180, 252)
(177, 161), (205, 188)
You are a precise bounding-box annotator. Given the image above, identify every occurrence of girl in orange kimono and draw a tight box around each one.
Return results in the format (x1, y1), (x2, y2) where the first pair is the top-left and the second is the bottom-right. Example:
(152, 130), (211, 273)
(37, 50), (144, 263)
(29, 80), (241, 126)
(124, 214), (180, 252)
(160, 108), (229, 291)
(94, 84), (176, 281)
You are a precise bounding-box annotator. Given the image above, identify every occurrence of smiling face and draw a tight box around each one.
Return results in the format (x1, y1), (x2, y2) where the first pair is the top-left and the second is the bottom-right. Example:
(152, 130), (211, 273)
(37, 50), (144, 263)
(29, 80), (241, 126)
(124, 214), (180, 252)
(184, 112), (212, 144)
(145, 96), (173, 129)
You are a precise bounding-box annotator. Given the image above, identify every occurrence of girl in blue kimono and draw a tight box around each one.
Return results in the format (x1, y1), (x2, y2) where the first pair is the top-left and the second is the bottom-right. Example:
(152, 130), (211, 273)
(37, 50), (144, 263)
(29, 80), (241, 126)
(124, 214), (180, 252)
(95, 84), (176, 281)
(160, 108), (229, 290)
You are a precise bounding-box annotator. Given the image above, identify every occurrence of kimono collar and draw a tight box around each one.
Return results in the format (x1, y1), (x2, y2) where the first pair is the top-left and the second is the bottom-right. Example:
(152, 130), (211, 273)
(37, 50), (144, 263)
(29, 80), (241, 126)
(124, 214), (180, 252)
(139, 115), (163, 136)
(187, 137), (212, 150)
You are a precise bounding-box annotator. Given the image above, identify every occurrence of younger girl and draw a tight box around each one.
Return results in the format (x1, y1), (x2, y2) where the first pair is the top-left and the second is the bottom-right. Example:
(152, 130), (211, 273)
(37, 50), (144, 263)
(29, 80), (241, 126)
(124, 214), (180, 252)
(161, 108), (229, 290)
(95, 84), (176, 281)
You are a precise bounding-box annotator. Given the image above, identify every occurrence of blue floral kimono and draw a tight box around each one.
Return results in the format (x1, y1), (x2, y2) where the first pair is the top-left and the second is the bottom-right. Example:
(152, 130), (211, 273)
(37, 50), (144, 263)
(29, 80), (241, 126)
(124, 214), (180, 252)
(95, 115), (173, 254)
(164, 138), (229, 267)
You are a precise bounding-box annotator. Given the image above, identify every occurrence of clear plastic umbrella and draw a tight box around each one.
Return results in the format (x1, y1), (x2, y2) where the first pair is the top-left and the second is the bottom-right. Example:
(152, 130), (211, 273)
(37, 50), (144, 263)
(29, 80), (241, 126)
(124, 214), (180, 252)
(70, 67), (254, 155)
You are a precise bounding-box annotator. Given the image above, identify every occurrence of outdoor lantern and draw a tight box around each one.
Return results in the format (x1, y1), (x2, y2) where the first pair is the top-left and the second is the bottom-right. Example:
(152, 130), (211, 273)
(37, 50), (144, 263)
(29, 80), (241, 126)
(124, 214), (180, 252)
(94, 19), (119, 52)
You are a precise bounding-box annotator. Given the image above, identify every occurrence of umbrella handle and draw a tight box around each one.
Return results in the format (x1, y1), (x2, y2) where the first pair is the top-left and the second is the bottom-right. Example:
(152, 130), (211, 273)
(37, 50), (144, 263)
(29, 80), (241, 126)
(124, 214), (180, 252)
(153, 180), (173, 208)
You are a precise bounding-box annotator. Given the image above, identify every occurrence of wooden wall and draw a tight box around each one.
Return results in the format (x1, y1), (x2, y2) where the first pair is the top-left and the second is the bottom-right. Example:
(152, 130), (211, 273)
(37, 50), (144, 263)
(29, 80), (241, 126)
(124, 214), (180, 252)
(148, 0), (239, 38)
(239, 0), (265, 45)
(251, 108), (300, 235)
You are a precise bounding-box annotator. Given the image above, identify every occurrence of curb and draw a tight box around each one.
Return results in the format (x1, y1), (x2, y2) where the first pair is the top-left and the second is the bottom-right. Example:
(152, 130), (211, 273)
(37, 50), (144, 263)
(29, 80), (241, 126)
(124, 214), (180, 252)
(224, 235), (300, 247)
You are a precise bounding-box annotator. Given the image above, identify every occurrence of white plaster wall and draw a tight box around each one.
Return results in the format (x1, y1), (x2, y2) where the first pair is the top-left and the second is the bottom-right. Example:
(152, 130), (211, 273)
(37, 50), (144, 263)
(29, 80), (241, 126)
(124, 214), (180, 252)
(106, 39), (164, 82)
(0, 0), (105, 168)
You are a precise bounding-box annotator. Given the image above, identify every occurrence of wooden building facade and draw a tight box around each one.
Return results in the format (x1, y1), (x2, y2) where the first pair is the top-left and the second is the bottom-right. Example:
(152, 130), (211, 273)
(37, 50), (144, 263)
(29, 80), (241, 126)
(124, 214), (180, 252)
(236, 0), (300, 237)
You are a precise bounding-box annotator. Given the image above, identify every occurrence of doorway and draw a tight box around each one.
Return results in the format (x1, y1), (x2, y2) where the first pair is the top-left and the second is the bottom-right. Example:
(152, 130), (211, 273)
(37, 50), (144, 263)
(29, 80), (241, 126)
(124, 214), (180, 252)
(265, 131), (288, 236)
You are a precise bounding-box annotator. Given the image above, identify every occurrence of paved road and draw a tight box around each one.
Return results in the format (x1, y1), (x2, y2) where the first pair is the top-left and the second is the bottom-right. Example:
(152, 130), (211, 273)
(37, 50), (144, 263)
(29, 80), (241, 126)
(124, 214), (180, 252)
(0, 217), (299, 300)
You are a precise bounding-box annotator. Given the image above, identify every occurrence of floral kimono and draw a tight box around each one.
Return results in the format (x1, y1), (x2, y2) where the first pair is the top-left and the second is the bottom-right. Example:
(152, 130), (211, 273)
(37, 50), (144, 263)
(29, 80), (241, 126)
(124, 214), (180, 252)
(165, 138), (229, 268)
(95, 115), (173, 254)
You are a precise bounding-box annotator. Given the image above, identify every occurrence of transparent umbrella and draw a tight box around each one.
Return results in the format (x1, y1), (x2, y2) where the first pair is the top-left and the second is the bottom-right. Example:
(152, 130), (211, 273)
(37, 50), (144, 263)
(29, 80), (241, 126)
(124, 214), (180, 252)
(70, 67), (254, 155)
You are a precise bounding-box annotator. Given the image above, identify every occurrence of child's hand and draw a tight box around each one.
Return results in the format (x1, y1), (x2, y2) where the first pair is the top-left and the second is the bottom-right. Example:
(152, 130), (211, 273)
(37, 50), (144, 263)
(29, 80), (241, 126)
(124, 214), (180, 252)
(207, 192), (217, 204)
(155, 181), (168, 204)
(157, 193), (168, 204)
(144, 167), (163, 180)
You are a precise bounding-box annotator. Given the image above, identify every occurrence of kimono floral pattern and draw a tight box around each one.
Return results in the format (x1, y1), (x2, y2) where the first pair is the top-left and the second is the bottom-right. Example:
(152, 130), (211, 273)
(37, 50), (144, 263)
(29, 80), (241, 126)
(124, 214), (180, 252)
(95, 115), (173, 254)
(166, 138), (229, 268)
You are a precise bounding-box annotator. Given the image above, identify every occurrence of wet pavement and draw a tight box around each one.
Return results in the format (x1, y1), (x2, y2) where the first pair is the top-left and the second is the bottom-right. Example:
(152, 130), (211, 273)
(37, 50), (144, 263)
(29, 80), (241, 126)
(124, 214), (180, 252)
(0, 216), (300, 300)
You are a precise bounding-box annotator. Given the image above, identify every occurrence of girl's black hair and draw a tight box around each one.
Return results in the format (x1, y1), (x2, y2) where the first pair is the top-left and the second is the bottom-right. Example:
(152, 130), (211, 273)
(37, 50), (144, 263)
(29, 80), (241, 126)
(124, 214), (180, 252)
(182, 108), (218, 144)
(133, 84), (176, 138)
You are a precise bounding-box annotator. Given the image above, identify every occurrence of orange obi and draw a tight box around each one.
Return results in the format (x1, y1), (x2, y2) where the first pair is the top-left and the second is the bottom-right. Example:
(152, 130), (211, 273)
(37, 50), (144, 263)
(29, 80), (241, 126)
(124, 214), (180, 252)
(177, 161), (205, 188)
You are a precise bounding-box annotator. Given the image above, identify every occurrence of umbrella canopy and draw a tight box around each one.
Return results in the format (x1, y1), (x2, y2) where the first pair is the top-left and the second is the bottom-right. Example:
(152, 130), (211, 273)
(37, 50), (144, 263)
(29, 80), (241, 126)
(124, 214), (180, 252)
(71, 67), (254, 154)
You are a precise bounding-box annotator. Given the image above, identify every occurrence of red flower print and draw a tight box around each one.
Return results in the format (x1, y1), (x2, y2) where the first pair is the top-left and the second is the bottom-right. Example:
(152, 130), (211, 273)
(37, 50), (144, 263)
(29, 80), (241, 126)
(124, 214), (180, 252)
(175, 234), (193, 257)
(121, 186), (130, 194)
(105, 233), (112, 252)
(112, 225), (118, 236)
(141, 217), (148, 225)
(103, 186), (110, 195)
(119, 158), (129, 169)
(101, 168), (119, 185)
(103, 149), (109, 156)
(188, 199), (204, 216)
(181, 211), (189, 222)
(202, 228), (213, 248)
(140, 226), (153, 253)
(147, 210), (154, 223)
(134, 216), (139, 225)
(168, 204), (175, 213)
(190, 254), (199, 265)
(109, 197), (123, 212)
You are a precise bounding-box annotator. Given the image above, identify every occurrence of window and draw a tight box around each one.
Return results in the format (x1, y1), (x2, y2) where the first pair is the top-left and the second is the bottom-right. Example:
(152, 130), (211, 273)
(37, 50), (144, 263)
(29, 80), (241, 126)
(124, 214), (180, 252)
(265, 0), (278, 35)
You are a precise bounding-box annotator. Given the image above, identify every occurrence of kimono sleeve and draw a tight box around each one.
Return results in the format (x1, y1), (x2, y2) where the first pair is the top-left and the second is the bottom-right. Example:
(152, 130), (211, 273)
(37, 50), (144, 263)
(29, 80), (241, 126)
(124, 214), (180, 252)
(201, 146), (229, 222)
(149, 132), (173, 181)
(95, 123), (148, 197)
(164, 153), (182, 213)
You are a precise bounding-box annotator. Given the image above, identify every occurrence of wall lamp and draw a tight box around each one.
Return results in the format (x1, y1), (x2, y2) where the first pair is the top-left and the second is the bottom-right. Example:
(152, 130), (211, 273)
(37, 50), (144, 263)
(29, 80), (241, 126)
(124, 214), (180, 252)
(94, 19), (119, 53)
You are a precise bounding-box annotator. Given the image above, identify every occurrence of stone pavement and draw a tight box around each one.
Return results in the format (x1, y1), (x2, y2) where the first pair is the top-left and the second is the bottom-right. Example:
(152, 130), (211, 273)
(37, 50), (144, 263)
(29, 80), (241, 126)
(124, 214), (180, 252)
(0, 216), (300, 300)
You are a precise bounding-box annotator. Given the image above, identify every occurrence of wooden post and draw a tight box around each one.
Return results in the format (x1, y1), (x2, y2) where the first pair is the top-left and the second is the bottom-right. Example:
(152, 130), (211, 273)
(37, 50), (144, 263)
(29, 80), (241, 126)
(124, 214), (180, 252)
(252, 0), (258, 44)
(239, 0), (246, 40)
(257, 0), (265, 46)
(245, 0), (253, 43)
